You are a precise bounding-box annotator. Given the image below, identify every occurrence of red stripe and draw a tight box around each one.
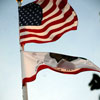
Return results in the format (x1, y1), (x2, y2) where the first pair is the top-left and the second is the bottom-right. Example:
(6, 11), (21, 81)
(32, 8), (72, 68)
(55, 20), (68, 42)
(43, 2), (56, 17)
(42, 7), (73, 24)
(20, 26), (77, 46)
(22, 64), (100, 86)
(58, 0), (67, 10)
(42, 7), (75, 28)
(39, 0), (49, 9)
(20, 20), (77, 39)
(43, 9), (61, 24)
(43, 0), (67, 17)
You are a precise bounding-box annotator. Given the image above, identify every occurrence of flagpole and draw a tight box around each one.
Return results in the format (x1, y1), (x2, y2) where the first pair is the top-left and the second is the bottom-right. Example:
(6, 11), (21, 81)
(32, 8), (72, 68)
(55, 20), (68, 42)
(21, 45), (28, 100)
(16, 1), (28, 100)
(22, 84), (28, 100)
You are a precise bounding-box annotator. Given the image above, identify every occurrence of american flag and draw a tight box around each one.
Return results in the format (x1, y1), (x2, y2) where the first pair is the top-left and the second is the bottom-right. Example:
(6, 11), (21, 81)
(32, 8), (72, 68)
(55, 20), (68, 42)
(19, 0), (78, 46)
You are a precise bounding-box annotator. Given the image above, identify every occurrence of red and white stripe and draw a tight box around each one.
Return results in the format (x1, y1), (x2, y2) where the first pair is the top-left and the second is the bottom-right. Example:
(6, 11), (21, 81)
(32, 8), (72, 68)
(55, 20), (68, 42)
(22, 64), (100, 86)
(19, 0), (78, 46)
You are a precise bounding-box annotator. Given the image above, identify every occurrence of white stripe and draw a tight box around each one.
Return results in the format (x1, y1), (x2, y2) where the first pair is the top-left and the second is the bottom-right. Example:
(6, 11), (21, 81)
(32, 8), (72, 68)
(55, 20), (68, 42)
(43, 3), (70, 21)
(36, 0), (44, 5)
(42, 0), (62, 20)
(41, 4), (71, 27)
(63, 3), (71, 13)
(42, 0), (53, 14)
(20, 21), (77, 42)
(56, 0), (62, 6)
(43, 5), (59, 20)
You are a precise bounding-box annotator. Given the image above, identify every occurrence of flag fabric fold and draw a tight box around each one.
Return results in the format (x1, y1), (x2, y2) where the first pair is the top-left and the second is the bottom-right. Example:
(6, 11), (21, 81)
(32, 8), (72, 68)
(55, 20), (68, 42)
(21, 51), (100, 86)
(19, 0), (78, 46)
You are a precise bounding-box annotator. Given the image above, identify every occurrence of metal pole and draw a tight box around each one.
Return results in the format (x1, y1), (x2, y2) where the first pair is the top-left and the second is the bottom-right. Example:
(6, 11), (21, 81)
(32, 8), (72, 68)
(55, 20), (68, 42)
(21, 45), (28, 100)
(22, 84), (28, 100)
(16, 1), (28, 99)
